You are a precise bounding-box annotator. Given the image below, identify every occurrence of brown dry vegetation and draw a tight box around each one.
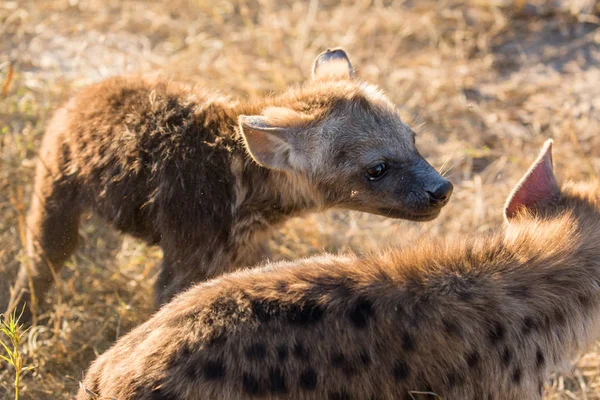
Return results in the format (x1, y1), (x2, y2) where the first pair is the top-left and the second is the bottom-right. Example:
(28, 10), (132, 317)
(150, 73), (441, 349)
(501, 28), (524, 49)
(0, 0), (599, 398)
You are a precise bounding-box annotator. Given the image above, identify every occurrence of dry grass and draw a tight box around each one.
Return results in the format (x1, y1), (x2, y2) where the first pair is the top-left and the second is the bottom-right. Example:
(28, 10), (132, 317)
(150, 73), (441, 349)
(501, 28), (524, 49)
(1, 0), (599, 398)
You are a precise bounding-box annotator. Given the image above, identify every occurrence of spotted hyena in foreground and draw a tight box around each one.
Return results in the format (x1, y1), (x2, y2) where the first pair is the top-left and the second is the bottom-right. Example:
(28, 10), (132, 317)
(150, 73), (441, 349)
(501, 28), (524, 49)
(7, 48), (453, 322)
(77, 139), (600, 400)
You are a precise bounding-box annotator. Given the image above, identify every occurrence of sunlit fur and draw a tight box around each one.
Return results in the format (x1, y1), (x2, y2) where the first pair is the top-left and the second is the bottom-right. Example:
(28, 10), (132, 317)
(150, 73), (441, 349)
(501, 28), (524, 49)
(78, 164), (600, 399)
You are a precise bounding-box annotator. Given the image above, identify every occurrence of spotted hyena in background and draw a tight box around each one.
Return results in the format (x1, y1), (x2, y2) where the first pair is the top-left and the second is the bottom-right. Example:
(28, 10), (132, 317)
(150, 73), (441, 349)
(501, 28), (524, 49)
(8, 48), (453, 323)
(76, 141), (600, 400)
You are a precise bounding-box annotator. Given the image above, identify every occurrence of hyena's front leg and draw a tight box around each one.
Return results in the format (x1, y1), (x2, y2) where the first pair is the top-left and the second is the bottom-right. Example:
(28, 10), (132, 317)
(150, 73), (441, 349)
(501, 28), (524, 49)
(7, 133), (81, 324)
(153, 255), (180, 307)
(154, 242), (241, 307)
(154, 248), (212, 307)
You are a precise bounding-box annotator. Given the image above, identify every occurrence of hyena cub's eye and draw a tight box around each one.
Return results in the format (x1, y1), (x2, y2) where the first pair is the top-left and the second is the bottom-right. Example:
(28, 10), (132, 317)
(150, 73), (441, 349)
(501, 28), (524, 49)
(366, 162), (388, 181)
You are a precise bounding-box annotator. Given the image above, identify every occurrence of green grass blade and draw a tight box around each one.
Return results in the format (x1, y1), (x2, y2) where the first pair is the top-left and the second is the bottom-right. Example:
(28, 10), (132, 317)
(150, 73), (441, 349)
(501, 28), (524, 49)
(0, 340), (13, 358)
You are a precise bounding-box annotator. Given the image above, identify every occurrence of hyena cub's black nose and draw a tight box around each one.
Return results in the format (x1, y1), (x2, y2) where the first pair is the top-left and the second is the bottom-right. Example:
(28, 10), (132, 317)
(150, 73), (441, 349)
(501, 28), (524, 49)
(427, 180), (453, 207)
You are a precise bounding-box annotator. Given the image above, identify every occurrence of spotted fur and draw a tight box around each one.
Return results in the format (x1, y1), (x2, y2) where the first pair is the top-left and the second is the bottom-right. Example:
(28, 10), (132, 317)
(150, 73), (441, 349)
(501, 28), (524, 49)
(77, 142), (600, 399)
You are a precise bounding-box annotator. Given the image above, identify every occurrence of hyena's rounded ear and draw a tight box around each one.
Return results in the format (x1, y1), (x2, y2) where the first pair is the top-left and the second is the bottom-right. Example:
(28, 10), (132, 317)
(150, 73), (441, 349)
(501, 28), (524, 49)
(238, 113), (309, 171)
(312, 48), (355, 81)
(504, 139), (560, 220)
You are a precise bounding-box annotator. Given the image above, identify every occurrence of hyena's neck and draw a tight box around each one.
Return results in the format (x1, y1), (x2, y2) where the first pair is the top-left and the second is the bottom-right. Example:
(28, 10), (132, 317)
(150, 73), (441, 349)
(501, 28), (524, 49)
(224, 157), (321, 272)
(227, 100), (324, 229)
(231, 156), (322, 230)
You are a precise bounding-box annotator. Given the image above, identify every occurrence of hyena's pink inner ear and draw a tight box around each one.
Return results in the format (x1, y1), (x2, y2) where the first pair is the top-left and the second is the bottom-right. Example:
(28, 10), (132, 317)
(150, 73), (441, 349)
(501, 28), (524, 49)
(504, 139), (560, 220)
(312, 48), (355, 81)
(238, 115), (302, 171)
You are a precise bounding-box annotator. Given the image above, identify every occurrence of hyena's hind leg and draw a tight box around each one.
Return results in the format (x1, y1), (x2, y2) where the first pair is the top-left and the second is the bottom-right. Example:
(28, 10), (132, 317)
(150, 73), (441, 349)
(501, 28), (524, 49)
(7, 123), (81, 324)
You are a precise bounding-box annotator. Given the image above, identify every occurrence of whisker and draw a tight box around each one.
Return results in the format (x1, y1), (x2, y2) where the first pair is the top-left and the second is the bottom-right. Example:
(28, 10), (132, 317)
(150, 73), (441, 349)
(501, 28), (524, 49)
(438, 150), (464, 178)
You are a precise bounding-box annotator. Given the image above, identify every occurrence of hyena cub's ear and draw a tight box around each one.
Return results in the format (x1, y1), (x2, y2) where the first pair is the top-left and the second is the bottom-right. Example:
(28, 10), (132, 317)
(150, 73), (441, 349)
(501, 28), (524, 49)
(238, 107), (314, 171)
(312, 48), (355, 80)
(504, 139), (560, 220)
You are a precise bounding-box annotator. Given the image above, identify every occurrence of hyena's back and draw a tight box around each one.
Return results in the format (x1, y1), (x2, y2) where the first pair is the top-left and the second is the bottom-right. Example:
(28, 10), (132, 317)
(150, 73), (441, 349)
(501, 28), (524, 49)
(79, 251), (541, 400)
(59, 76), (239, 241)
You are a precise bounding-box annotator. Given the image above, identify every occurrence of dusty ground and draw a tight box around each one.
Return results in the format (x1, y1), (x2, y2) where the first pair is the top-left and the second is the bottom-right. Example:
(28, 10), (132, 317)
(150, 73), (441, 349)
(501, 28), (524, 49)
(1, 0), (600, 398)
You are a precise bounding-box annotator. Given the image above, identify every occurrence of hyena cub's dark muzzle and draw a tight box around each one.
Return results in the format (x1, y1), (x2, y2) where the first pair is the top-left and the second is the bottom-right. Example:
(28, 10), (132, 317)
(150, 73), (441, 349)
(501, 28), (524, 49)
(400, 157), (453, 218)
(365, 156), (453, 221)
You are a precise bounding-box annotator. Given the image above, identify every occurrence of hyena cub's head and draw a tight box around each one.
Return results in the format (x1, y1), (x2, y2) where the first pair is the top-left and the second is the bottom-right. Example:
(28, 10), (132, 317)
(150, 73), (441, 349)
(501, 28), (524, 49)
(238, 48), (453, 221)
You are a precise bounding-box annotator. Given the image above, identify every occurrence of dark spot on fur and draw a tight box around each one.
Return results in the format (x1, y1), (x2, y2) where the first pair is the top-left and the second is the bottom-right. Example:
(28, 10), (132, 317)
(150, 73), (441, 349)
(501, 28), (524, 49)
(275, 280), (288, 293)
(522, 316), (538, 335)
(333, 150), (349, 167)
(402, 332), (415, 352)
(577, 293), (592, 308)
(243, 373), (266, 396)
(544, 275), (561, 286)
(206, 331), (227, 347)
(392, 360), (410, 381)
(553, 307), (566, 325)
(466, 350), (480, 368)
(209, 297), (241, 321)
(458, 290), (473, 301)
(269, 367), (287, 394)
(170, 343), (193, 370)
(359, 350), (371, 366)
(512, 367), (522, 384)
(488, 321), (505, 345)
(277, 344), (288, 361)
(251, 299), (276, 323)
(542, 313), (552, 328)
(245, 343), (267, 360)
(348, 297), (373, 328)
(299, 368), (318, 390)
(288, 301), (324, 326)
(396, 303), (423, 328)
(293, 342), (310, 361)
(179, 343), (192, 358)
(501, 346), (512, 367)
(331, 352), (346, 368)
(329, 391), (352, 400)
(331, 352), (358, 376)
(203, 359), (225, 380)
(446, 275), (475, 302)
(443, 319), (462, 337)
(342, 365), (358, 377)
(507, 285), (530, 299)
(447, 371), (465, 388)
(536, 348), (545, 369)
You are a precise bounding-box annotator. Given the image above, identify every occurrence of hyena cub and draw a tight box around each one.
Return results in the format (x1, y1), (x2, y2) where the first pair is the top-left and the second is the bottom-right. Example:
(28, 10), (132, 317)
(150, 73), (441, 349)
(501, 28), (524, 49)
(78, 140), (600, 400)
(8, 48), (453, 322)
